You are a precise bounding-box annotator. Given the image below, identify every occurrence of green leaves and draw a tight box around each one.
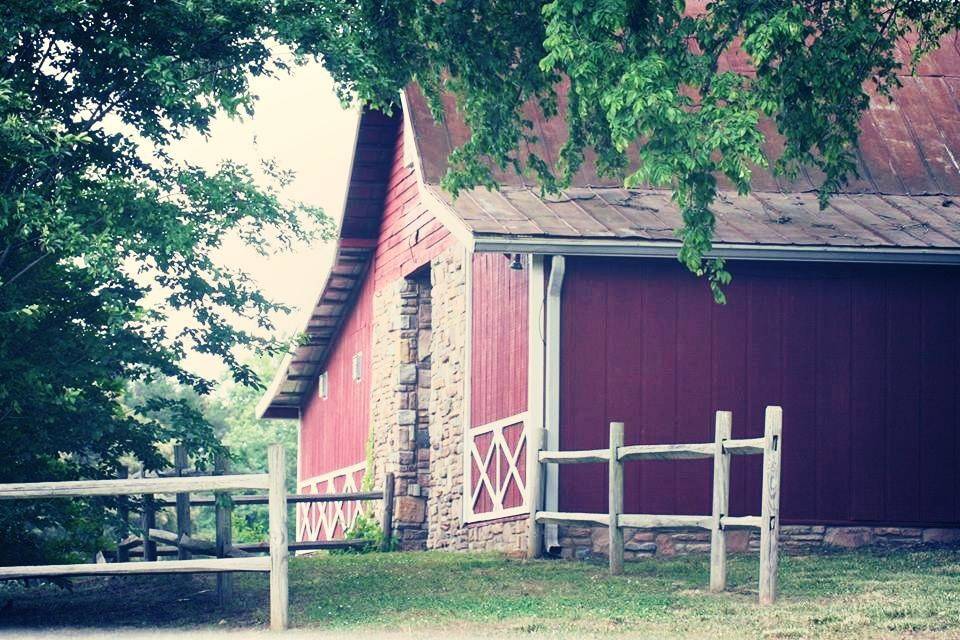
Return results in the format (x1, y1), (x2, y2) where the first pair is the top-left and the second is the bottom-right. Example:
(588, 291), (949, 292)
(0, 0), (333, 561)
(288, 0), (956, 298)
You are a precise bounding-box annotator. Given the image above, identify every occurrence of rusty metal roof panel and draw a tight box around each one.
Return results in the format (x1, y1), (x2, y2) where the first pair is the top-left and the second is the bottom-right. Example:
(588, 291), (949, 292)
(902, 77), (960, 194)
(450, 187), (960, 250)
(739, 194), (828, 245)
(711, 194), (797, 245)
(405, 36), (960, 251)
(528, 190), (619, 237)
(498, 188), (585, 237)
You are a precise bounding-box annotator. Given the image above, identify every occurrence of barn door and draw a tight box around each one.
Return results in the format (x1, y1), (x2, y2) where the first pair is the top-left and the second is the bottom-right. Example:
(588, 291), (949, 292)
(464, 412), (529, 522)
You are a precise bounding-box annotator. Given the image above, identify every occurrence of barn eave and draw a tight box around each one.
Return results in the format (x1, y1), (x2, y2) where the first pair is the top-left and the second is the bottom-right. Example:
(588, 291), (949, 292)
(472, 235), (960, 265)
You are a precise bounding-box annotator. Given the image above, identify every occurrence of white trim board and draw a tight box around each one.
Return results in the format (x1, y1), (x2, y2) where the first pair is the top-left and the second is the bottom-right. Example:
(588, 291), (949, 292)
(472, 237), (960, 265)
(460, 246), (474, 526)
(543, 256), (566, 550)
(526, 255), (547, 554)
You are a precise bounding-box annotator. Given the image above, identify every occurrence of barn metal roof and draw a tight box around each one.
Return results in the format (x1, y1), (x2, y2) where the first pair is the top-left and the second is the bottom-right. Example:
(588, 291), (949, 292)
(404, 35), (960, 253)
(425, 186), (960, 256)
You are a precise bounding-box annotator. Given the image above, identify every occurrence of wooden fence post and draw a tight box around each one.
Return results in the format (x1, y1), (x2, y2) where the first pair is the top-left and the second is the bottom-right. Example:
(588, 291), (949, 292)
(214, 454), (233, 606)
(608, 421), (624, 575)
(174, 445), (192, 561)
(116, 468), (130, 563)
(268, 444), (289, 631)
(527, 426), (546, 559)
(710, 411), (732, 592)
(142, 490), (157, 562)
(380, 472), (395, 552)
(759, 406), (782, 605)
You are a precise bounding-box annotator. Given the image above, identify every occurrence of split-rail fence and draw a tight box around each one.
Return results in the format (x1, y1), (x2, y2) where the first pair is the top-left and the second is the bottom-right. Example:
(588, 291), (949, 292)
(0, 444), (398, 630)
(531, 406), (783, 604)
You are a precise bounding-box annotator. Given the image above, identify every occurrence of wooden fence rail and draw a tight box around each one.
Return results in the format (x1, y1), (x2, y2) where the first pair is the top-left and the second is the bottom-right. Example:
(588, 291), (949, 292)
(530, 406), (783, 605)
(114, 449), (395, 568)
(154, 490), (387, 507)
(0, 444), (290, 631)
(0, 474), (272, 499)
(102, 472), (396, 567)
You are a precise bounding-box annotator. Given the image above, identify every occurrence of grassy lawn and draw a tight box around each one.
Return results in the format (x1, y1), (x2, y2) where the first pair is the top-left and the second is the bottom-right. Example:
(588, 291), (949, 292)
(2, 548), (960, 638)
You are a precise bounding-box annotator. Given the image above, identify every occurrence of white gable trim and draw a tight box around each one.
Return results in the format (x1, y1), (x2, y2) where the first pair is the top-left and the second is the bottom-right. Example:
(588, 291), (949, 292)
(399, 91), (476, 251)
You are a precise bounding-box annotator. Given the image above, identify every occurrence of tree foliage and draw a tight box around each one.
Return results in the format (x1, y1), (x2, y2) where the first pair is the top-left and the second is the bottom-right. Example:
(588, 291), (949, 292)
(126, 357), (297, 546)
(285, 0), (959, 299)
(0, 0), (330, 563)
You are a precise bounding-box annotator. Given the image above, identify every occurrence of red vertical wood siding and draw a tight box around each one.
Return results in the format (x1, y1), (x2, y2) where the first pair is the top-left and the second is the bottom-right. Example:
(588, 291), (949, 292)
(558, 257), (960, 527)
(370, 121), (452, 287)
(299, 272), (374, 482)
(467, 253), (529, 516)
(299, 112), (455, 496)
(470, 253), (529, 426)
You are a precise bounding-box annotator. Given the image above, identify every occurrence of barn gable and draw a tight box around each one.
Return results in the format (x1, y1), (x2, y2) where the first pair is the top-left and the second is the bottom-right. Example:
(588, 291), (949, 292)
(258, 109), (459, 420)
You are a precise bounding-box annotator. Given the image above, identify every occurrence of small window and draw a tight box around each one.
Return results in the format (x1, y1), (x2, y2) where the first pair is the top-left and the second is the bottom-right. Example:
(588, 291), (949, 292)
(317, 371), (328, 399)
(352, 352), (362, 382)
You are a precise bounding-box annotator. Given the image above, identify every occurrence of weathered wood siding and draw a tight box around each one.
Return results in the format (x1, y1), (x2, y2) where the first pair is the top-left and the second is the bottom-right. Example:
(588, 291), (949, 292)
(558, 257), (960, 527)
(371, 119), (452, 288)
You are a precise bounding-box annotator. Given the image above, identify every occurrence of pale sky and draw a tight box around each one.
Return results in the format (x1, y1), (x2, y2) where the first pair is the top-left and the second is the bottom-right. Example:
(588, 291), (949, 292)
(168, 62), (360, 378)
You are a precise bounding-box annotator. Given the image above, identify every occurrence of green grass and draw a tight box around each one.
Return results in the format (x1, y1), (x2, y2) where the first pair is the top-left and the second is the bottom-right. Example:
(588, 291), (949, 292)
(4, 548), (960, 638)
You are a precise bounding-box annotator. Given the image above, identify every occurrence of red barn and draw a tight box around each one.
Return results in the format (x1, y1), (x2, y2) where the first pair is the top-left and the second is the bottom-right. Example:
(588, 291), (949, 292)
(259, 45), (960, 555)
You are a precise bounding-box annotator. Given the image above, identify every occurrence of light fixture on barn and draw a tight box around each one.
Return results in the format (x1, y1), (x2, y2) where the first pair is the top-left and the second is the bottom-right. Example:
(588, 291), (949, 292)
(503, 253), (524, 270)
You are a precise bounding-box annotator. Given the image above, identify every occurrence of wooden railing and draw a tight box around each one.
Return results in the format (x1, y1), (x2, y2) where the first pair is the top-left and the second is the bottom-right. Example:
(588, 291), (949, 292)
(532, 406), (783, 604)
(0, 444), (291, 630)
(109, 446), (395, 570)
(140, 470), (396, 559)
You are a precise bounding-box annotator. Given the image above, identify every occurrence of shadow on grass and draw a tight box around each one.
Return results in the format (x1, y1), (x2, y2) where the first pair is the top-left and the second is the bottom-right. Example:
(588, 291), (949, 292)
(1, 548), (959, 638)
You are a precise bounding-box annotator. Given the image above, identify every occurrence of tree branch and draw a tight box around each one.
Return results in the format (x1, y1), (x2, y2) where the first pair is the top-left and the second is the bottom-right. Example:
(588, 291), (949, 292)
(1, 251), (51, 289)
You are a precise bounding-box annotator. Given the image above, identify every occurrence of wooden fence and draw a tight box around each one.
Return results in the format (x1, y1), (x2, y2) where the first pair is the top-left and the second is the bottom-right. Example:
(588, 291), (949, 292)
(532, 406), (783, 604)
(0, 444), (288, 629)
(0, 444), (399, 629)
(116, 449), (396, 572)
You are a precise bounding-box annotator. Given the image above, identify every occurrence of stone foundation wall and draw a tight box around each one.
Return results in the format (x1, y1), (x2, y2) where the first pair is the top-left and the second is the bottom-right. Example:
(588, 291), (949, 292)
(556, 524), (960, 560)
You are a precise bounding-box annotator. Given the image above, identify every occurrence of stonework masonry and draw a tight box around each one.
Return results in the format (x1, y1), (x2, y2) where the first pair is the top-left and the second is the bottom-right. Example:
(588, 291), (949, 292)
(368, 279), (402, 537)
(367, 271), (433, 550)
(424, 248), (528, 553)
(366, 246), (528, 553)
(556, 524), (960, 561)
